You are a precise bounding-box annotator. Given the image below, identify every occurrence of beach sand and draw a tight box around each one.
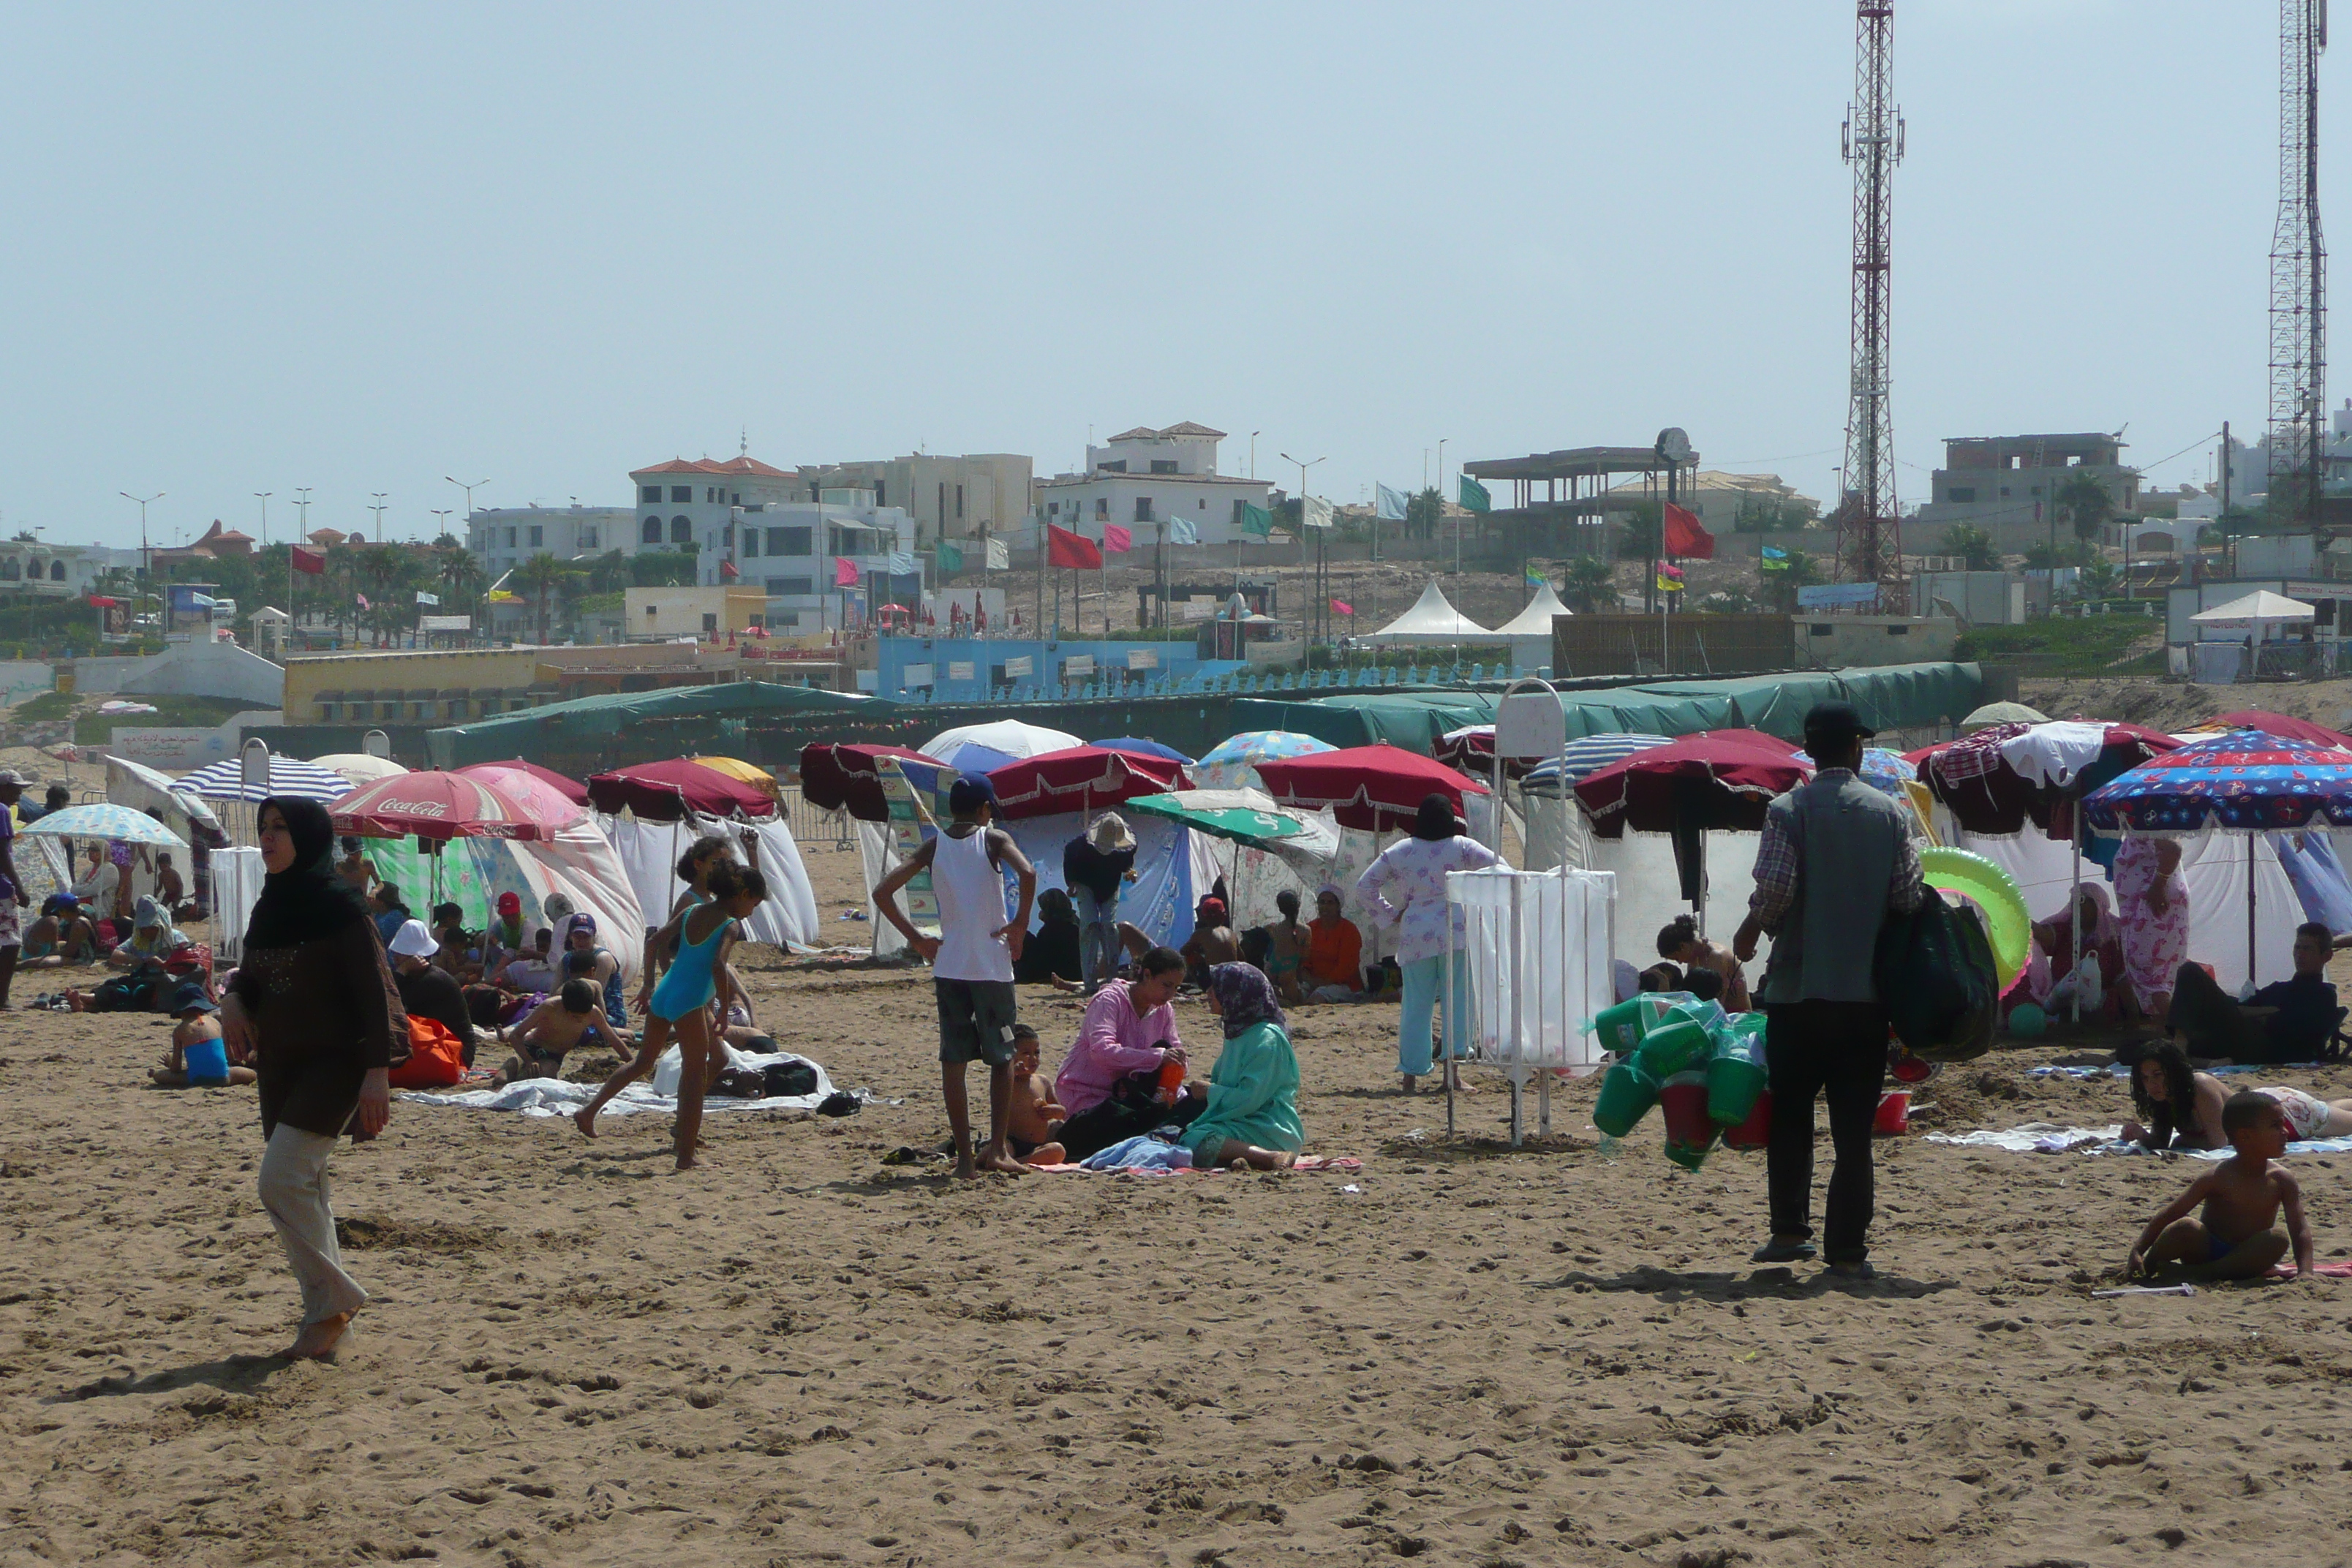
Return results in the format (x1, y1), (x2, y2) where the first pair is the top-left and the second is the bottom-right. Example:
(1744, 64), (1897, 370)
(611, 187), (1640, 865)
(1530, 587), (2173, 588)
(5, 870), (2352, 1566)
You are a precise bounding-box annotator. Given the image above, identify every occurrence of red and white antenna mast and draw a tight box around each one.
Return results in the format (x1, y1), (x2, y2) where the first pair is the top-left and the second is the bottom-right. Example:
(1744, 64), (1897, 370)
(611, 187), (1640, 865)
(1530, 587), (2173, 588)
(1835, 2), (1904, 595)
(2270, 0), (2326, 528)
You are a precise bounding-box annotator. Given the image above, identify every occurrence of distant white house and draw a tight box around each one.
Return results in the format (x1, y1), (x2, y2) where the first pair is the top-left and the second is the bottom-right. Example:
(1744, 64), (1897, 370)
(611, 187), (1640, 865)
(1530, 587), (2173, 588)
(1035, 423), (1276, 549)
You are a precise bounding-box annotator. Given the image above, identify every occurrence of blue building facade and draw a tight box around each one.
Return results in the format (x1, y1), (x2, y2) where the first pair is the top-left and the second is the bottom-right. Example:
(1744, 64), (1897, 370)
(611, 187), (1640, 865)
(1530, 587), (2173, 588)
(870, 636), (1247, 701)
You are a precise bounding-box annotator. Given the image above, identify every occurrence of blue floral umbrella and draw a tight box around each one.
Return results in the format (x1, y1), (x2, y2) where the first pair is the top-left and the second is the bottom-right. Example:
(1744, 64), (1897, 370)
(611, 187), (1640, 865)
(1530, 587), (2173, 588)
(2081, 728), (2352, 835)
(20, 802), (187, 849)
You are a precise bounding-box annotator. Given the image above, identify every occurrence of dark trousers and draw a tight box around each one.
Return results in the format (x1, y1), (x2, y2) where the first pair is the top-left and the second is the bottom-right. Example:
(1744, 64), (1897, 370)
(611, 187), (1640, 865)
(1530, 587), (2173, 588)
(2168, 962), (2282, 1063)
(1056, 1088), (1204, 1162)
(1764, 1000), (1888, 1264)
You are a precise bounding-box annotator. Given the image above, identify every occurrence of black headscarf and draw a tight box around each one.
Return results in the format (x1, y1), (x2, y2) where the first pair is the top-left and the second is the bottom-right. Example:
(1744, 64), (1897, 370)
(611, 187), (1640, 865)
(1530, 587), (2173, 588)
(1412, 792), (1461, 842)
(243, 796), (372, 949)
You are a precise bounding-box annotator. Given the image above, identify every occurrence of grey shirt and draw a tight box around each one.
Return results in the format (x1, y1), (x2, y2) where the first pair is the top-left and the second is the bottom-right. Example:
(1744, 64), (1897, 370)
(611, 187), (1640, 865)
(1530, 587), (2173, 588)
(1751, 770), (1923, 1006)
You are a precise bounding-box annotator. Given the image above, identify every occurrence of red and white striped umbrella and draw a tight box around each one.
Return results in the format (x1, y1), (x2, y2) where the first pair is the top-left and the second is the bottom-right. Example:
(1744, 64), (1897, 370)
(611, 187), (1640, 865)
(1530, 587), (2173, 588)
(330, 770), (550, 843)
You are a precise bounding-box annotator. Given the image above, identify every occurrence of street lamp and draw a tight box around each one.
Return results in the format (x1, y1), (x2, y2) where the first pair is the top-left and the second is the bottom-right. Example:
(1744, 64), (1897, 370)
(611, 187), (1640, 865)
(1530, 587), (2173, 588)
(1439, 437), (1455, 581)
(447, 475), (488, 528)
(1281, 452), (1327, 644)
(431, 508), (453, 544)
(1248, 431), (1261, 480)
(253, 491), (271, 549)
(369, 493), (388, 542)
(120, 491), (162, 584)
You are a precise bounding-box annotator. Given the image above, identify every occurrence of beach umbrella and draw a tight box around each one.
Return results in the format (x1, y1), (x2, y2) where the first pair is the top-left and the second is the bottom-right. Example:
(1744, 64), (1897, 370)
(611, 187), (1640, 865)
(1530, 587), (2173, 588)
(985, 746), (1189, 821)
(799, 742), (943, 823)
(1520, 734), (1672, 798)
(173, 753), (353, 803)
(1192, 730), (1336, 792)
(1254, 742), (1489, 834)
(1923, 720), (2181, 838)
(921, 718), (1083, 773)
(458, 764), (587, 829)
(1090, 736), (1193, 764)
(2184, 710), (2352, 750)
(1960, 701), (2048, 731)
(22, 802), (186, 851)
(105, 754), (225, 845)
(1572, 730), (1813, 918)
(1850, 746), (1919, 798)
(307, 753), (410, 785)
(1126, 787), (1341, 873)
(329, 770), (549, 843)
(2084, 728), (2352, 983)
(586, 758), (777, 821)
(693, 755), (780, 796)
(466, 758), (589, 805)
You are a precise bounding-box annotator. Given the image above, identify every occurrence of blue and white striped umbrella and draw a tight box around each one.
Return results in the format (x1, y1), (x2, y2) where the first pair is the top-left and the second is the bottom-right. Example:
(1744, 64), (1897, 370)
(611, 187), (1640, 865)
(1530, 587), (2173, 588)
(172, 755), (354, 804)
(1522, 733), (1671, 796)
(20, 802), (188, 849)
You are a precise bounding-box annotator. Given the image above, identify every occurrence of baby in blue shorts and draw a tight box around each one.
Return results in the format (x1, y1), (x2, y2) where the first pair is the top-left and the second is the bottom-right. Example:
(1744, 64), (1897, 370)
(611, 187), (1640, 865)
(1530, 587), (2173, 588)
(149, 982), (254, 1089)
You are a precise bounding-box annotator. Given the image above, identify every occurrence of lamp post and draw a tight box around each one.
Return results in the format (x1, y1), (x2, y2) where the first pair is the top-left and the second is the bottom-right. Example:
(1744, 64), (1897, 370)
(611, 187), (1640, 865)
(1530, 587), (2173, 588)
(369, 493), (388, 542)
(446, 475), (487, 532)
(431, 508), (453, 546)
(252, 491), (271, 549)
(1281, 452), (1327, 644)
(120, 492), (162, 608)
(1438, 437), (1453, 582)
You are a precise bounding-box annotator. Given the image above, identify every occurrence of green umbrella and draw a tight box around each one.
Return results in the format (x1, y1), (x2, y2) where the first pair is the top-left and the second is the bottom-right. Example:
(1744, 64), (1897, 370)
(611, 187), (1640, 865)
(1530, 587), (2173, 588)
(1126, 789), (1308, 847)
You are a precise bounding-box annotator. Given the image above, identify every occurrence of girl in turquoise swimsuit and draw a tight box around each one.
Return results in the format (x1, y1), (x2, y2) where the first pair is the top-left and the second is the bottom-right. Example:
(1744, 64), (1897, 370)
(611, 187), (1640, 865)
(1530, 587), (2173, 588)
(577, 862), (764, 1169)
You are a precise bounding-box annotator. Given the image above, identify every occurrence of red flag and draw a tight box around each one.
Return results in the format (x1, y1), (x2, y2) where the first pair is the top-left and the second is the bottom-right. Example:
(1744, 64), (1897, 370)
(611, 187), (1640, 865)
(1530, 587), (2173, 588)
(832, 557), (860, 587)
(1047, 524), (1103, 570)
(1330, 598), (1354, 615)
(355, 592), (371, 610)
(1662, 502), (1714, 560)
(719, 559), (739, 581)
(1103, 524), (1133, 553)
(85, 595), (118, 608)
(291, 546), (327, 576)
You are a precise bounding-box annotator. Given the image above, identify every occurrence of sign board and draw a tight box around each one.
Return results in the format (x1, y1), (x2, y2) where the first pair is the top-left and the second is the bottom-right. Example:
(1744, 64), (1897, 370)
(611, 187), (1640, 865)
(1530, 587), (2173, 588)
(1495, 687), (1567, 761)
(1127, 647), (1160, 671)
(947, 660), (976, 681)
(1003, 655), (1033, 678)
(1063, 655), (1096, 678)
(109, 725), (240, 768)
(1181, 600), (1213, 621)
(418, 614), (472, 633)
(1795, 582), (1882, 610)
(903, 663), (935, 687)
(240, 737), (271, 796)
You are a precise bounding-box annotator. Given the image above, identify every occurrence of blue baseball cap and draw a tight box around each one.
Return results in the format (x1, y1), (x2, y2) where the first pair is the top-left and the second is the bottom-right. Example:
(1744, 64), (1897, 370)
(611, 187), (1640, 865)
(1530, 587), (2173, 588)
(948, 774), (998, 816)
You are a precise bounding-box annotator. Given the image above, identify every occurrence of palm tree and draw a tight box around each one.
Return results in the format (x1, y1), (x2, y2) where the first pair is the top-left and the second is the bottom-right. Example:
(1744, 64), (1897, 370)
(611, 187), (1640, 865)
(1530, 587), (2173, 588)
(510, 553), (579, 644)
(1940, 524), (1999, 570)
(2057, 472), (2114, 543)
(1564, 556), (1616, 613)
(436, 545), (485, 621)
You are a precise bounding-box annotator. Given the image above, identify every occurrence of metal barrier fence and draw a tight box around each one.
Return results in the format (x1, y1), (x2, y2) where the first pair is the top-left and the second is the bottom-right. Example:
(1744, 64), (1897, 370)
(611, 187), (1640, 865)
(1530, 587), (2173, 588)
(779, 785), (854, 851)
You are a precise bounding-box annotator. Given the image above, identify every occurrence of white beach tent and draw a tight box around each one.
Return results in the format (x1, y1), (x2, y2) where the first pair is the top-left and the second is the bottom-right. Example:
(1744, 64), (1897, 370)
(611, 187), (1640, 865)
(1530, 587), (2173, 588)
(2189, 589), (2316, 631)
(1490, 582), (1572, 671)
(1362, 580), (1492, 644)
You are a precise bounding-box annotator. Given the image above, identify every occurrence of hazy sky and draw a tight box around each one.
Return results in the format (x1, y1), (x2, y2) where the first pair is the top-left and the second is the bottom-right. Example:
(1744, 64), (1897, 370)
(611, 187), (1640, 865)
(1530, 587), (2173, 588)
(0, 2), (2333, 549)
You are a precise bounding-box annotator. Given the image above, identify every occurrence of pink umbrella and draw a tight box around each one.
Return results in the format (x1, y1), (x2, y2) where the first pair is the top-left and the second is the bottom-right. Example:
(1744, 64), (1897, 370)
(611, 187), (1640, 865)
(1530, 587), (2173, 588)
(587, 758), (777, 821)
(987, 745), (1189, 821)
(1256, 743), (1489, 833)
(459, 763), (587, 828)
(464, 758), (589, 804)
(331, 770), (549, 843)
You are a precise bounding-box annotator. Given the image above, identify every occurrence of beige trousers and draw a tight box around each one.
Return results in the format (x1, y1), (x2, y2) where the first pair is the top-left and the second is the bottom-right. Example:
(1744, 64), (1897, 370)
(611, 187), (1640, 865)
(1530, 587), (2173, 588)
(257, 1121), (367, 1327)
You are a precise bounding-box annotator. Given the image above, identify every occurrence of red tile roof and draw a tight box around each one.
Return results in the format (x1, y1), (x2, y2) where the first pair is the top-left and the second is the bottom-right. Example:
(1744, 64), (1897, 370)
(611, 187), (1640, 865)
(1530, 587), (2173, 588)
(632, 455), (792, 479)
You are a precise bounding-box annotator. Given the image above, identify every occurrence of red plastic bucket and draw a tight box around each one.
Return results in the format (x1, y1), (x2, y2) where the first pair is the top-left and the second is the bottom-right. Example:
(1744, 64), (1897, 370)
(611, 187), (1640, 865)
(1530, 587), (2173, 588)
(1721, 1088), (1772, 1151)
(1659, 1074), (1719, 1170)
(1873, 1088), (1911, 1136)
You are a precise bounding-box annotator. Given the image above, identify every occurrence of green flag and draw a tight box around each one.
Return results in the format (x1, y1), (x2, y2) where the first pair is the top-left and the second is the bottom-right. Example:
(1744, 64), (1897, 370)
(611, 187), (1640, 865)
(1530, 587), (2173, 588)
(1240, 502), (1273, 538)
(1457, 475), (1491, 513)
(937, 540), (963, 574)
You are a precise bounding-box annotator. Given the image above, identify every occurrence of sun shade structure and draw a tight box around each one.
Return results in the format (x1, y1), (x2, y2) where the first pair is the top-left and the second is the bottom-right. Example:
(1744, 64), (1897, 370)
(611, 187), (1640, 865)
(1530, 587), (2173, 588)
(799, 743), (944, 823)
(1254, 742), (1489, 833)
(1191, 730), (1336, 792)
(1125, 789), (1341, 867)
(985, 746), (1189, 821)
(173, 754), (353, 803)
(1923, 721), (2181, 838)
(1959, 701), (2048, 731)
(331, 770), (550, 843)
(920, 719), (1083, 774)
(2082, 728), (2352, 835)
(586, 758), (778, 821)
(691, 755), (779, 796)
(22, 802), (186, 850)
(465, 758), (589, 805)
(1090, 736), (1194, 764)
(2185, 709), (2352, 750)
(2189, 589), (2316, 627)
(1488, 583), (1573, 638)
(456, 764), (587, 829)
(1360, 579), (1493, 644)
(1569, 729), (1810, 839)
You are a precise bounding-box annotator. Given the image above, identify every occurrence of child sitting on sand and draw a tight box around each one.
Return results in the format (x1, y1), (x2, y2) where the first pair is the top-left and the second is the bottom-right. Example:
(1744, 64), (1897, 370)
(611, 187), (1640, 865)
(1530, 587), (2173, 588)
(2128, 1090), (2315, 1281)
(149, 983), (253, 1089)
(1006, 1024), (1067, 1165)
(495, 977), (629, 1086)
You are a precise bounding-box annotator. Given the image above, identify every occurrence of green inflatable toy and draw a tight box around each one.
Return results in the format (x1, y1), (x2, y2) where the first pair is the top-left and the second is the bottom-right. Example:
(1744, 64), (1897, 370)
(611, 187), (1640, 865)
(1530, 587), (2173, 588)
(1918, 846), (2029, 990)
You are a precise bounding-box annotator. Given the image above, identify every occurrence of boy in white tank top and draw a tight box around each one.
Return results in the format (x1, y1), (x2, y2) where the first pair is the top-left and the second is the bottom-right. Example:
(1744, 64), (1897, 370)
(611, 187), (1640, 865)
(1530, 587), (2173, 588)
(873, 776), (1037, 1177)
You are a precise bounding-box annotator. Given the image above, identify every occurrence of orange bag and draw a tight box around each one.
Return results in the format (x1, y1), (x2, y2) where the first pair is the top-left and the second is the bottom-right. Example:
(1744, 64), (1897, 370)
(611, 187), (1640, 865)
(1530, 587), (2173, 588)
(387, 1014), (466, 1089)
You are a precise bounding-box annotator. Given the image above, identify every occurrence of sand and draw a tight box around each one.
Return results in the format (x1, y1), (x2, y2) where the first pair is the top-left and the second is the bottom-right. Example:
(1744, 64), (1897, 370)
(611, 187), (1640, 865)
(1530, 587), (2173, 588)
(5, 851), (2352, 1567)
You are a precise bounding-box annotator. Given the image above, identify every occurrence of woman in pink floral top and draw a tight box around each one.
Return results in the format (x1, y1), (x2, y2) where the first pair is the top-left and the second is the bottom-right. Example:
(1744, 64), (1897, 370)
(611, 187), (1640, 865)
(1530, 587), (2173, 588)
(1354, 794), (1500, 1090)
(2114, 837), (2189, 1024)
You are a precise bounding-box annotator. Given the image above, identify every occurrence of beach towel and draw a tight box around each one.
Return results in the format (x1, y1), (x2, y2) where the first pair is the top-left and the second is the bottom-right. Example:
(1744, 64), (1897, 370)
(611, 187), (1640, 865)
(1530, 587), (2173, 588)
(1025, 1151), (1363, 1177)
(1923, 1120), (2352, 1161)
(399, 1048), (835, 1119)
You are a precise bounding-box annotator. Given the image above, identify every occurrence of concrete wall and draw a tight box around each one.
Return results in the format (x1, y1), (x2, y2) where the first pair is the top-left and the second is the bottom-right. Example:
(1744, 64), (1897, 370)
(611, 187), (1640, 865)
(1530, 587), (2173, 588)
(625, 587), (766, 639)
(114, 639), (286, 706)
(1914, 571), (2027, 626)
(1792, 616), (1959, 667)
(105, 710), (287, 767)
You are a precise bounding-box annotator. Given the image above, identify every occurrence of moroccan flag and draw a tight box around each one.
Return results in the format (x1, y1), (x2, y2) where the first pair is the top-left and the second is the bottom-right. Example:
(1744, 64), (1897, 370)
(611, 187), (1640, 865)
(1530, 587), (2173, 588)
(937, 540), (963, 574)
(719, 559), (739, 581)
(1662, 502), (1715, 559)
(1103, 524), (1133, 553)
(1048, 524), (1103, 570)
(1240, 503), (1273, 538)
(833, 557), (860, 587)
(1458, 475), (1491, 513)
(1331, 598), (1354, 615)
(291, 546), (327, 576)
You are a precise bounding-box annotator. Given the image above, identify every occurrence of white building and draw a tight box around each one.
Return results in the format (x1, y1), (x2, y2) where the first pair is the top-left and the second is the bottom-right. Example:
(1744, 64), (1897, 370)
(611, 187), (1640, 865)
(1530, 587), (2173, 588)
(1034, 423), (1275, 549)
(802, 453), (1030, 549)
(467, 505), (636, 588)
(0, 538), (126, 597)
(632, 454), (804, 549)
(706, 489), (920, 632)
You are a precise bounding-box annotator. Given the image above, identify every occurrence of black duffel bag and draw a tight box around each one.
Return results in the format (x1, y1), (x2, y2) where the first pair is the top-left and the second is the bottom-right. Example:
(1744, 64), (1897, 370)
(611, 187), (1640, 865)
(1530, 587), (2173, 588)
(1872, 886), (1998, 1062)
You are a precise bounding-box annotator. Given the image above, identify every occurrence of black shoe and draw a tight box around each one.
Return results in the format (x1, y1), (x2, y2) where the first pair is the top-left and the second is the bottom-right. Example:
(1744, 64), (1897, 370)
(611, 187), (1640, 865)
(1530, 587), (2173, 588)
(1751, 1238), (1817, 1264)
(1828, 1259), (1877, 1281)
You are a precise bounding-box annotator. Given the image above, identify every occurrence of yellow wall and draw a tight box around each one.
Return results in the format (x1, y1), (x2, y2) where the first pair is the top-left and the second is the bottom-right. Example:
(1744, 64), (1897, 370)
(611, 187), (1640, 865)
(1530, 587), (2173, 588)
(282, 647), (549, 725)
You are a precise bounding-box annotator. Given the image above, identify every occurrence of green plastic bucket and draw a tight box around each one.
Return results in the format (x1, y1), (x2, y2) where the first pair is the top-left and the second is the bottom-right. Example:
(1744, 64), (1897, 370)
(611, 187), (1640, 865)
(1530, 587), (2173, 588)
(1592, 1059), (1660, 1138)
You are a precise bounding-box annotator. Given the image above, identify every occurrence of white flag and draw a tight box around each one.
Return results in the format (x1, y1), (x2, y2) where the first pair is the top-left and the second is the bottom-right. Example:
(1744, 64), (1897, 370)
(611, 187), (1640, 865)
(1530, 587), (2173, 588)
(985, 537), (1009, 570)
(888, 551), (917, 576)
(1168, 517), (1199, 546)
(1376, 483), (1409, 521)
(415, 589), (440, 606)
(1302, 495), (1334, 530)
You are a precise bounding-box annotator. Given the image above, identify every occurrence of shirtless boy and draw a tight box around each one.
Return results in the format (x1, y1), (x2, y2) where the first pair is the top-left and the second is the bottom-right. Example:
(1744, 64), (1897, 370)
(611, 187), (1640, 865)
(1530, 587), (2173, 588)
(2128, 1090), (2315, 1281)
(1006, 1024), (1067, 1165)
(150, 983), (254, 1088)
(497, 978), (629, 1086)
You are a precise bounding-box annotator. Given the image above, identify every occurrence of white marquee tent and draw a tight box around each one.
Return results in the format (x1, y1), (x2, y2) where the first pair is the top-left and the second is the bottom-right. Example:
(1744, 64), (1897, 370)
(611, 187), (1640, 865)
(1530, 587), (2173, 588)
(1362, 580), (1493, 644)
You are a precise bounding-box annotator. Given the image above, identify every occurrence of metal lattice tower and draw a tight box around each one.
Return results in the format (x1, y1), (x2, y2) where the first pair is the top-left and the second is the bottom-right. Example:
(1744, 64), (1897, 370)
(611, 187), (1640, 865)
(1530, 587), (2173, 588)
(1836, 2), (1904, 590)
(2269, 0), (2327, 527)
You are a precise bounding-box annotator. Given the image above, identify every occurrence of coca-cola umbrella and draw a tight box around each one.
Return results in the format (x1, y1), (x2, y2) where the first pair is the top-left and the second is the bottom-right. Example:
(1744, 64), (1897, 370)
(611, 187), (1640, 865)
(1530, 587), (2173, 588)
(586, 758), (777, 821)
(986, 745), (1190, 821)
(1254, 742), (1490, 834)
(799, 742), (945, 823)
(1571, 729), (1814, 919)
(331, 770), (549, 843)
(467, 758), (590, 805)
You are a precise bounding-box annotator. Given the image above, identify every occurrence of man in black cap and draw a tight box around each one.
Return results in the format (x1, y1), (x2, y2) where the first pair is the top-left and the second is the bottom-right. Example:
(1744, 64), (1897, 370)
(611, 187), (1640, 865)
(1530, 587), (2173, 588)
(1733, 701), (1921, 1278)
